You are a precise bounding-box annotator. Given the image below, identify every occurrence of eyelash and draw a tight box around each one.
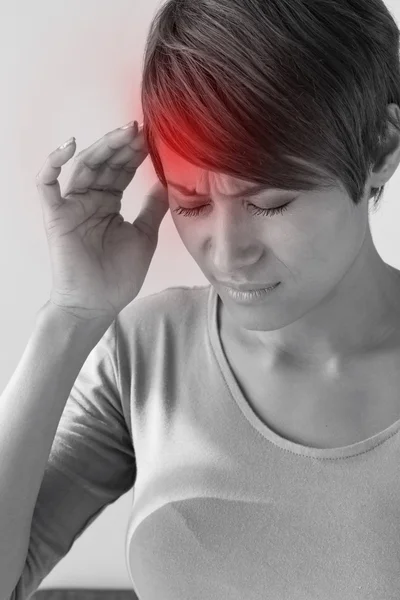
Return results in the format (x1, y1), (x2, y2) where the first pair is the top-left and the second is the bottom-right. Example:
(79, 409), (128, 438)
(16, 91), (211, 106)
(173, 201), (292, 219)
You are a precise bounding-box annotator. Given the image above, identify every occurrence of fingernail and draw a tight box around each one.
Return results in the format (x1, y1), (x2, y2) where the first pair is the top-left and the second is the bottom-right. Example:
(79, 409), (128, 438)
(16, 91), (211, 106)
(59, 137), (75, 149)
(120, 121), (135, 130)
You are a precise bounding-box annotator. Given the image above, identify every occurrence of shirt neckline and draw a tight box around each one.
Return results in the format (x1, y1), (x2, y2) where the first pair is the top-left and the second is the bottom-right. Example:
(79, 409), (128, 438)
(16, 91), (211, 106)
(206, 284), (400, 459)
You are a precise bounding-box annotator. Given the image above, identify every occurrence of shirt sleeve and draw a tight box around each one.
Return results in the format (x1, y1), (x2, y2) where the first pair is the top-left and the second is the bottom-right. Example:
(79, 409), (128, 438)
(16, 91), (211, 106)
(9, 317), (136, 600)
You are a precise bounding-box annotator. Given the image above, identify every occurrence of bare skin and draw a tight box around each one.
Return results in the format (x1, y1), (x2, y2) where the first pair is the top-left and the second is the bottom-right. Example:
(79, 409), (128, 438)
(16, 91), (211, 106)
(156, 103), (400, 448)
(218, 276), (400, 449)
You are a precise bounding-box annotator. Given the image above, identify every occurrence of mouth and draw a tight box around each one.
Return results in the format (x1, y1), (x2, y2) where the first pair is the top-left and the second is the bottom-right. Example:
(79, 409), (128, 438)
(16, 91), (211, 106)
(217, 281), (280, 292)
(221, 282), (281, 304)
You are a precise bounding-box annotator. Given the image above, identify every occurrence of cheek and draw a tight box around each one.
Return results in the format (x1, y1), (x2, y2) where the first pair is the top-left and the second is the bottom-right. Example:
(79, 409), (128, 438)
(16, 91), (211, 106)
(289, 220), (360, 285)
(170, 207), (354, 272)
(170, 214), (195, 247)
(266, 214), (334, 278)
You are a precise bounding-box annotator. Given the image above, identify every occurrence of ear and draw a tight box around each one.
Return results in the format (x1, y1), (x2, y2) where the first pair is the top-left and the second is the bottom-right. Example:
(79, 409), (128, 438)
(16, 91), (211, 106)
(368, 103), (400, 190)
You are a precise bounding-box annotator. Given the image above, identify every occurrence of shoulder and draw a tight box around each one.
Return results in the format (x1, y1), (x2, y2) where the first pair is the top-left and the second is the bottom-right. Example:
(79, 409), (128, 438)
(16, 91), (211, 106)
(115, 284), (211, 333)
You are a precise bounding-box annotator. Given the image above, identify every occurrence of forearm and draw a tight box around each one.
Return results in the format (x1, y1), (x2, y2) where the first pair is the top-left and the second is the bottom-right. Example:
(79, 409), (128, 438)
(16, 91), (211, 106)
(0, 303), (113, 598)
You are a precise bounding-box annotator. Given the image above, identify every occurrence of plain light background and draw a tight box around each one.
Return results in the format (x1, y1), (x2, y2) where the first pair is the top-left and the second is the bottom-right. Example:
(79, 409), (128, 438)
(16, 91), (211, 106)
(1, 0), (400, 590)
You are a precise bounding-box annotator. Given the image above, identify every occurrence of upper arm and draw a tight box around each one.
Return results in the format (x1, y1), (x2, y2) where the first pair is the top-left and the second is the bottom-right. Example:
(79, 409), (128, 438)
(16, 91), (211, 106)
(10, 319), (136, 600)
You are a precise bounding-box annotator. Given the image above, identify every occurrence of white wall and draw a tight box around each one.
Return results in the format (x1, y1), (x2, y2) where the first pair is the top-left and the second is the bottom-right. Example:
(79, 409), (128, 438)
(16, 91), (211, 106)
(0, 0), (208, 590)
(1, 0), (400, 590)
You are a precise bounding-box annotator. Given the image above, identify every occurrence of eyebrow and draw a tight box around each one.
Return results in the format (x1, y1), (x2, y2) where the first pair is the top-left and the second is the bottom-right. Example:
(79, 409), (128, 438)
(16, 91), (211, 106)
(166, 180), (286, 200)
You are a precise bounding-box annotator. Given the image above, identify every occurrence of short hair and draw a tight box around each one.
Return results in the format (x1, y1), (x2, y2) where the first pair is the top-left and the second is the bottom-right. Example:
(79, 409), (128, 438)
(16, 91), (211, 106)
(140, 0), (400, 211)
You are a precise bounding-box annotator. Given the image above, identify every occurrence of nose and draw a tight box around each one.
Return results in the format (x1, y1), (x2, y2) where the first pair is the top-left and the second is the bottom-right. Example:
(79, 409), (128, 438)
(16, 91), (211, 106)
(211, 217), (262, 276)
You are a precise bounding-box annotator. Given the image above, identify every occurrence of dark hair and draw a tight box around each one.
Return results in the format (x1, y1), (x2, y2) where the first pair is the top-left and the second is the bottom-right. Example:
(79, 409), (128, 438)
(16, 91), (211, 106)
(140, 0), (400, 211)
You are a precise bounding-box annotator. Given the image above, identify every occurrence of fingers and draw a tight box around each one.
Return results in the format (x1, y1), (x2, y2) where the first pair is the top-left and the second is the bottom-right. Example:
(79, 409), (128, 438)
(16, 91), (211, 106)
(36, 138), (77, 211)
(36, 121), (148, 214)
(63, 123), (145, 197)
(83, 122), (139, 166)
(93, 134), (148, 193)
(133, 182), (170, 241)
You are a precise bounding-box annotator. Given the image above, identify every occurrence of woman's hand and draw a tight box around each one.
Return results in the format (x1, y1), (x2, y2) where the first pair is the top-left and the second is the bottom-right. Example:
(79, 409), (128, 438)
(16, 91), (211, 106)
(35, 122), (169, 322)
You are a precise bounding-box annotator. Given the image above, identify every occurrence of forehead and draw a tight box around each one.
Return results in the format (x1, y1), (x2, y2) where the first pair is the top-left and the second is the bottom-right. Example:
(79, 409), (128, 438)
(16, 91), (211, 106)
(155, 136), (262, 195)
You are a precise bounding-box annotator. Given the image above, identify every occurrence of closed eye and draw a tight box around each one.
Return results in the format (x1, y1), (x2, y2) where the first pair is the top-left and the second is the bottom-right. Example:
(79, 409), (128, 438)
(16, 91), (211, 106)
(172, 201), (292, 218)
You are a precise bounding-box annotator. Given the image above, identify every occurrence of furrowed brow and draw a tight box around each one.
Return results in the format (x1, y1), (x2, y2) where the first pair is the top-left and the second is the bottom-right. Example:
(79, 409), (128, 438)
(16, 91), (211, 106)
(166, 181), (283, 200)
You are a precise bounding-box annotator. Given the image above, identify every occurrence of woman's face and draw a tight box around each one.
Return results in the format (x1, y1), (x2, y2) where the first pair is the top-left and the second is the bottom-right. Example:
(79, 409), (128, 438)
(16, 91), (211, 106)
(156, 137), (374, 333)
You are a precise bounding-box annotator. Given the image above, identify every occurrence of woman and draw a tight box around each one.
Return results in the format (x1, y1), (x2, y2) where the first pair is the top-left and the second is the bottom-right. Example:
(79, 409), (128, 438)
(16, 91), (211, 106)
(4, 0), (400, 599)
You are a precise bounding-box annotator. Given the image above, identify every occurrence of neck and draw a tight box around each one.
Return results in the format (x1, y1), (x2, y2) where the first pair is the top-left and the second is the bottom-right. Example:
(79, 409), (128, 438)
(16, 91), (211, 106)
(221, 231), (400, 374)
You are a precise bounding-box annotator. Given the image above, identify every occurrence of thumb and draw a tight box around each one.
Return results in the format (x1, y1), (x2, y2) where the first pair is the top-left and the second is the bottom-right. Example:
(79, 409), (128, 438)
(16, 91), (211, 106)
(133, 181), (170, 241)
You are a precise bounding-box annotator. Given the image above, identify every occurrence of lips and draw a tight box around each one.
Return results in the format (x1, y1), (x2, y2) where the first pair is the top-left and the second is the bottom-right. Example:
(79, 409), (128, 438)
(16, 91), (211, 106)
(219, 282), (279, 291)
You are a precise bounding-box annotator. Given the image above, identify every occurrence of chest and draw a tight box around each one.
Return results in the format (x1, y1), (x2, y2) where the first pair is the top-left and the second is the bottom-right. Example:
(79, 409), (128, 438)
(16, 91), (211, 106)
(220, 334), (400, 449)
